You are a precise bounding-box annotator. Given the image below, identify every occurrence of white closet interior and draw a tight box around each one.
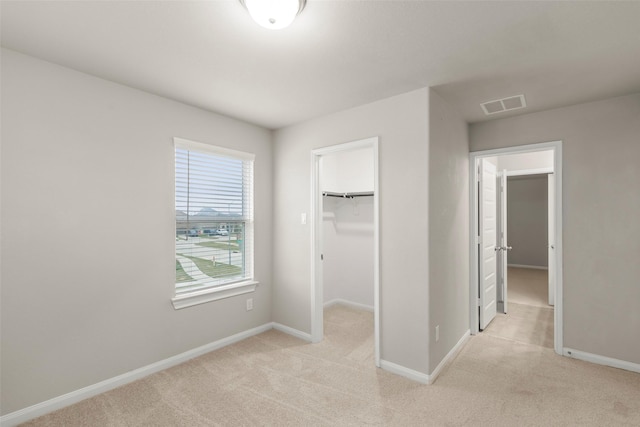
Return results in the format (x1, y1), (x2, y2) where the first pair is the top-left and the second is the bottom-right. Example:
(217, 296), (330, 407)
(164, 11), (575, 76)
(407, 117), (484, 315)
(321, 146), (375, 310)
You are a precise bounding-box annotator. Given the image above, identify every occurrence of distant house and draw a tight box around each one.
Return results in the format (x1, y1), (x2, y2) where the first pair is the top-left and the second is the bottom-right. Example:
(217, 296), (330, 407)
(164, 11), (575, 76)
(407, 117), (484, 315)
(176, 208), (240, 237)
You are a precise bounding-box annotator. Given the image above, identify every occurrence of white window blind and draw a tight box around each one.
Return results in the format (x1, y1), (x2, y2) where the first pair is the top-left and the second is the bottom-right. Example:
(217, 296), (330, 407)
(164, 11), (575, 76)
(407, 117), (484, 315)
(174, 138), (254, 295)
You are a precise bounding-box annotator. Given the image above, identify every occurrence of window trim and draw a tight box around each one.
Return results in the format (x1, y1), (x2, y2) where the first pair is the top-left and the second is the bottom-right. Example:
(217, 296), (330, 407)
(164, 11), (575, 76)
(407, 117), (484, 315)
(174, 137), (256, 162)
(173, 137), (256, 309)
(171, 280), (258, 310)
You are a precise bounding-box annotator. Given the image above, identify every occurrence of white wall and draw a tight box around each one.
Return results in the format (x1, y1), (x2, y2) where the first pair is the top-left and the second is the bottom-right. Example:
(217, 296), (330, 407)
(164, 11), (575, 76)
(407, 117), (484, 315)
(470, 93), (640, 365)
(507, 175), (548, 268)
(273, 88), (431, 374)
(428, 89), (470, 373)
(322, 196), (374, 308)
(0, 49), (273, 415)
(322, 147), (374, 194)
(498, 150), (553, 173)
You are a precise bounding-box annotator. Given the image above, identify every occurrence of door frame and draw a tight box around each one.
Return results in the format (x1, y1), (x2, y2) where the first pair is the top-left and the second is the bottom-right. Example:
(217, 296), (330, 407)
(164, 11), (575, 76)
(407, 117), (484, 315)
(496, 169), (508, 315)
(469, 140), (563, 355)
(310, 136), (380, 367)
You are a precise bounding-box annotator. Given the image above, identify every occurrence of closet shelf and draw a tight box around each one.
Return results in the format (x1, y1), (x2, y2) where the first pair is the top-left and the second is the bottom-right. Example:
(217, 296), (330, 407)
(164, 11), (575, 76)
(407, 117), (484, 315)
(322, 191), (374, 199)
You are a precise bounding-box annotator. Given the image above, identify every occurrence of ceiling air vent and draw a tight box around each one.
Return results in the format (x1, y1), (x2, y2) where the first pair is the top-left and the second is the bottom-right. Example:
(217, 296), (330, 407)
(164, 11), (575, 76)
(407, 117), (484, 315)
(480, 94), (527, 115)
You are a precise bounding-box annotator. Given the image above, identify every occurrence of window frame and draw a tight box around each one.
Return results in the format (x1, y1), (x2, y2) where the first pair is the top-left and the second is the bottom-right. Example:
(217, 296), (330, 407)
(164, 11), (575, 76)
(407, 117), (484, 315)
(171, 137), (257, 310)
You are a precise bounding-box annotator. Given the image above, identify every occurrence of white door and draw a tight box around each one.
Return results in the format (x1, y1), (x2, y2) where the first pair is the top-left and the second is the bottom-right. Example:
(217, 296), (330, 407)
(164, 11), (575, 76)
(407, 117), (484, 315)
(548, 173), (556, 306)
(479, 159), (498, 330)
(497, 171), (509, 314)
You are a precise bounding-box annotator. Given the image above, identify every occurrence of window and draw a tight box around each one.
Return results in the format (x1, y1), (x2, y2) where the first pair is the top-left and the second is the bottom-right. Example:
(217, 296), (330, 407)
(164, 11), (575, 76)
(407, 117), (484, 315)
(172, 138), (256, 309)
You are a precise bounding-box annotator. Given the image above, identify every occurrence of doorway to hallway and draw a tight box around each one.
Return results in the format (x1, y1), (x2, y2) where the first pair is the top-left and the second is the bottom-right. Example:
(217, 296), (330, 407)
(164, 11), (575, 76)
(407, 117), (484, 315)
(469, 141), (563, 355)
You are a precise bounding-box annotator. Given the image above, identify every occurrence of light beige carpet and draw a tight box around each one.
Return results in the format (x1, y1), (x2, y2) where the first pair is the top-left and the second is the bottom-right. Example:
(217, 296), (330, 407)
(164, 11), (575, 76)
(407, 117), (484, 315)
(484, 301), (554, 348)
(22, 305), (640, 426)
(507, 267), (549, 307)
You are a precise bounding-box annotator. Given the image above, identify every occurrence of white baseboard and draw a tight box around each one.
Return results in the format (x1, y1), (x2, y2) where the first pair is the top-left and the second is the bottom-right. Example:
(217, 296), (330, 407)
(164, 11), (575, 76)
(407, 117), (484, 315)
(0, 323), (274, 427)
(429, 329), (470, 383)
(380, 330), (470, 386)
(508, 264), (548, 270)
(272, 322), (313, 342)
(323, 298), (374, 312)
(379, 360), (430, 384)
(563, 348), (640, 374)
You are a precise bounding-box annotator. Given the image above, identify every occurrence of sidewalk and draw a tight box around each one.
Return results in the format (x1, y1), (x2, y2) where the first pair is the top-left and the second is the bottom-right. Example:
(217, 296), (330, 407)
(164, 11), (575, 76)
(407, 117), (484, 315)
(176, 255), (212, 285)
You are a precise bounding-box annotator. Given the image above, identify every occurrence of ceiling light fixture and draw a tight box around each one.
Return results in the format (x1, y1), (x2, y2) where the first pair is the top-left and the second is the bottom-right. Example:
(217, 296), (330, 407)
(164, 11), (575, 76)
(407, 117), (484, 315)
(240, 0), (306, 30)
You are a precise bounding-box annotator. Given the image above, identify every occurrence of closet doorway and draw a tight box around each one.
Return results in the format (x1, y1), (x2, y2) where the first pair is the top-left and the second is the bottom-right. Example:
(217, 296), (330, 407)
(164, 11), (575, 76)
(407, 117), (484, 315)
(311, 137), (380, 367)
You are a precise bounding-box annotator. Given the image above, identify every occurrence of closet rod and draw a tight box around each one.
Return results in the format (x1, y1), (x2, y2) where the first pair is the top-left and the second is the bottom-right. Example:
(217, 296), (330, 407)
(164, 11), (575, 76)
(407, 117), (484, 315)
(322, 191), (374, 199)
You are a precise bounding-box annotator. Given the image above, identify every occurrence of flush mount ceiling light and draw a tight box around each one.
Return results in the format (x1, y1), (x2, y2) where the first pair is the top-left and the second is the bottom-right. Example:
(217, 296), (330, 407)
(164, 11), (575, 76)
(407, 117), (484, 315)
(240, 0), (306, 30)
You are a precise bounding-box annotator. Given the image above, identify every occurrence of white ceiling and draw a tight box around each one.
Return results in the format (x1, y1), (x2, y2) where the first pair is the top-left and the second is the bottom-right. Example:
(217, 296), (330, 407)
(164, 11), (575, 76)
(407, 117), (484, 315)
(2, 1), (640, 130)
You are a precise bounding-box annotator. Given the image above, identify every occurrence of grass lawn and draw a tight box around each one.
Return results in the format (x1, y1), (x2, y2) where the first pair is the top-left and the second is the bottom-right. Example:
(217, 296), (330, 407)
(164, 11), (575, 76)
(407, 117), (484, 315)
(181, 254), (242, 279)
(176, 260), (194, 283)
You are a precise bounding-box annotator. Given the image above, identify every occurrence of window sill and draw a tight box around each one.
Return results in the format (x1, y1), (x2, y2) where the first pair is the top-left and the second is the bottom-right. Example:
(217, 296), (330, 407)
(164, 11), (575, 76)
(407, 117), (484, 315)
(171, 280), (258, 310)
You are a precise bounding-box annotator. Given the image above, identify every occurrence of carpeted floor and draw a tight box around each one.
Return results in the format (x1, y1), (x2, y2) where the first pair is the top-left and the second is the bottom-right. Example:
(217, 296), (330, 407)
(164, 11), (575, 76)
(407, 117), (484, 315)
(22, 304), (640, 426)
(507, 267), (549, 307)
(483, 266), (553, 349)
(484, 301), (554, 349)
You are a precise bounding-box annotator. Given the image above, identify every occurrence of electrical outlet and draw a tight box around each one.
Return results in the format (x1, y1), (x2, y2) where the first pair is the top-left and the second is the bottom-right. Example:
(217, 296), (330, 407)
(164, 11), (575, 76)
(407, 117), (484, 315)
(246, 298), (253, 311)
(435, 325), (440, 342)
